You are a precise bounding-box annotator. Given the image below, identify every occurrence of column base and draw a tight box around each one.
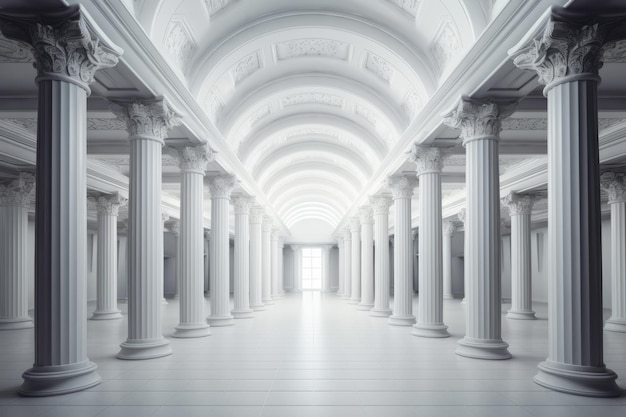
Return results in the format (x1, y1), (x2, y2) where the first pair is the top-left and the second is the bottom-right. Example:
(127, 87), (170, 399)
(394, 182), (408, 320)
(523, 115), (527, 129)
(357, 303), (374, 311)
(90, 310), (123, 320)
(370, 308), (392, 317)
(388, 314), (416, 326)
(117, 337), (172, 360)
(262, 298), (274, 305)
(250, 304), (266, 312)
(232, 309), (254, 319)
(172, 323), (211, 338)
(461, 298), (466, 304)
(340, 295), (350, 299)
(604, 318), (626, 333)
(161, 298), (168, 305)
(456, 337), (511, 360)
(443, 294), (454, 300)
(412, 323), (450, 337)
(534, 360), (623, 397)
(0, 317), (34, 330)
(506, 310), (536, 320)
(20, 361), (101, 397)
(206, 315), (234, 327)
(347, 297), (360, 305)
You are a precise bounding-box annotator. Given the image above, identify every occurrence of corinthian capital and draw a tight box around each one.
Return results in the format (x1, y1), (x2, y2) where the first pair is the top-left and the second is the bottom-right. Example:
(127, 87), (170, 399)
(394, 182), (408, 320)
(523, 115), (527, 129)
(262, 215), (273, 232)
(600, 171), (626, 204)
(110, 96), (182, 143)
(342, 226), (352, 241)
(387, 175), (418, 199)
(232, 196), (254, 215)
(443, 98), (516, 143)
(249, 205), (264, 224)
(207, 175), (236, 199)
(359, 206), (373, 225)
(457, 208), (466, 225)
(502, 191), (537, 216)
(0, 172), (35, 207)
(0, 6), (122, 92)
(407, 145), (446, 175)
(369, 195), (393, 215)
(169, 144), (215, 173)
(349, 216), (361, 232)
(88, 191), (127, 216)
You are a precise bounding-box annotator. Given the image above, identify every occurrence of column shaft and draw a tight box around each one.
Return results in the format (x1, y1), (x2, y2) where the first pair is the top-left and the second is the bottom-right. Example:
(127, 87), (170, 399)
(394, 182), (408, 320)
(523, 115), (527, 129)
(442, 222), (456, 300)
(606, 199), (626, 331)
(349, 217), (361, 304)
(271, 231), (279, 299)
(342, 229), (352, 299)
(232, 197), (253, 318)
(371, 197), (393, 316)
(249, 207), (265, 310)
(358, 208), (374, 310)
(262, 217), (274, 303)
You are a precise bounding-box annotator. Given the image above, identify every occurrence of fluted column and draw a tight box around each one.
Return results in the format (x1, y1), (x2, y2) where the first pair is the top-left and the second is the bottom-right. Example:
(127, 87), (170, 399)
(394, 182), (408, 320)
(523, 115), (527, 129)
(601, 172), (626, 333)
(249, 206), (265, 310)
(262, 216), (274, 304)
(442, 221), (456, 300)
(0, 7), (122, 394)
(387, 176), (418, 326)
(271, 228), (280, 299)
(112, 96), (181, 361)
(444, 98), (513, 359)
(321, 245), (332, 292)
(203, 230), (210, 295)
(348, 217), (361, 304)
(357, 207), (374, 310)
(370, 196), (393, 317)
(89, 192), (127, 320)
(278, 239), (285, 296)
(502, 192), (537, 320)
(170, 220), (181, 300)
(231, 196), (254, 319)
(336, 236), (345, 296)
(291, 245), (303, 292)
(341, 227), (352, 299)
(161, 214), (172, 305)
(457, 209), (467, 304)
(511, 10), (624, 396)
(171, 145), (213, 337)
(206, 175), (236, 326)
(0, 173), (35, 330)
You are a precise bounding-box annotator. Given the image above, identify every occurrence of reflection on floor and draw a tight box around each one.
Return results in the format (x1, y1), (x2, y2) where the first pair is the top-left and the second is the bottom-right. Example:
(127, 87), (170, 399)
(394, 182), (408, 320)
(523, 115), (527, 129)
(0, 292), (625, 417)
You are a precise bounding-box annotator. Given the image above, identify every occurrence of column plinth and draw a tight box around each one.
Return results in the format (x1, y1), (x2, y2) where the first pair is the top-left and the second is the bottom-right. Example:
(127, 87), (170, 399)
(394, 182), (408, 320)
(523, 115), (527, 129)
(232, 196), (254, 319)
(249, 206), (266, 310)
(370, 196), (393, 317)
(348, 216), (361, 305)
(262, 216), (274, 304)
(357, 207), (374, 310)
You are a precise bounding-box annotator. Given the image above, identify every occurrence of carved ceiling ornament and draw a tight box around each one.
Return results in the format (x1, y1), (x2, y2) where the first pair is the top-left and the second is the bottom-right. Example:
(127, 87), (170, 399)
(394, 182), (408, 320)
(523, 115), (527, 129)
(600, 171), (626, 204)
(359, 206), (374, 225)
(204, 0), (237, 17)
(443, 98), (516, 143)
(402, 90), (424, 120)
(501, 191), (537, 216)
(231, 51), (261, 85)
(369, 195), (393, 215)
(0, 172), (35, 207)
(0, 6), (122, 92)
(201, 90), (223, 123)
(110, 96), (182, 142)
(280, 93), (343, 108)
(164, 17), (196, 74)
(430, 19), (462, 74)
(387, 175), (417, 199)
(388, 0), (421, 18)
(364, 52), (394, 83)
(207, 174), (236, 199)
(231, 196), (254, 215)
(407, 144), (445, 175)
(276, 38), (349, 60)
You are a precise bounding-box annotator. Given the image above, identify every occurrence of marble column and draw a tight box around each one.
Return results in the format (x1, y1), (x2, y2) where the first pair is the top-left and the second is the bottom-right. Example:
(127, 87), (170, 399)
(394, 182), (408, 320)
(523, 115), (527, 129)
(341, 227), (352, 299)
(321, 245), (332, 292)
(89, 192), (127, 320)
(442, 221), (456, 300)
(370, 195), (393, 317)
(204, 230), (210, 295)
(160, 214), (172, 305)
(172, 145), (212, 337)
(278, 239), (285, 296)
(348, 217), (361, 304)
(0, 7), (122, 394)
(232, 196), (254, 319)
(206, 175), (236, 326)
(262, 216), (274, 303)
(511, 10), (624, 396)
(502, 191), (537, 320)
(387, 176), (418, 326)
(168, 220), (180, 301)
(358, 207), (374, 310)
(0, 173), (35, 330)
(291, 245), (303, 292)
(601, 172), (626, 333)
(457, 209), (467, 304)
(249, 206), (265, 310)
(444, 98), (513, 360)
(271, 228), (280, 299)
(336, 236), (345, 296)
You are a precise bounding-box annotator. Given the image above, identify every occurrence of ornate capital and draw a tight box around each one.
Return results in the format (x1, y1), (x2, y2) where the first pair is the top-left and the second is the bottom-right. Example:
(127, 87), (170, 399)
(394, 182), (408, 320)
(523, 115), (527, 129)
(443, 97), (516, 143)
(161, 212), (170, 224)
(271, 228), (280, 241)
(204, 229), (211, 240)
(359, 206), (373, 225)
(457, 208), (466, 225)
(407, 145), (445, 175)
(600, 171), (626, 204)
(89, 191), (127, 216)
(387, 175), (417, 199)
(262, 215), (273, 232)
(169, 220), (180, 236)
(443, 221), (457, 235)
(0, 172), (34, 207)
(342, 227), (352, 241)
(0, 6), (122, 92)
(207, 175), (236, 199)
(110, 96), (182, 143)
(369, 195), (393, 215)
(349, 216), (361, 232)
(232, 196), (254, 215)
(502, 191), (536, 216)
(170, 144), (215, 173)
(250, 205), (265, 224)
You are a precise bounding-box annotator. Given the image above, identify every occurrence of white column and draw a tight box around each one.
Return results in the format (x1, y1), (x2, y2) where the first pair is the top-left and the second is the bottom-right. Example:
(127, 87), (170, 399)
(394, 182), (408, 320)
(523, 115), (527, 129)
(291, 245), (303, 292)
(511, 11), (623, 396)
(387, 176), (417, 326)
(502, 191), (536, 320)
(262, 216), (274, 303)
(348, 217), (361, 304)
(457, 209), (467, 304)
(321, 245), (332, 292)
(336, 236), (345, 296)
(271, 228), (280, 299)
(249, 206), (265, 310)
(370, 196), (393, 317)
(172, 145), (212, 337)
(231, 196), (254, 319)
(444, 98), (512, 360)
(169, 220), (180, 301)
(601, 172), (626, 333)
(90, 192), (127, 320)
(358, 207), (374, 310)
(0, 7), (121, 394)
(341, 227), (352, 299)
(0, 173), (34, 330)
(204, 230), (210, 295)
(442, 221), (456, 300)
(278, 239), (285, 296)
(206, 175), (236, 326)
(161, 214), (172, 305)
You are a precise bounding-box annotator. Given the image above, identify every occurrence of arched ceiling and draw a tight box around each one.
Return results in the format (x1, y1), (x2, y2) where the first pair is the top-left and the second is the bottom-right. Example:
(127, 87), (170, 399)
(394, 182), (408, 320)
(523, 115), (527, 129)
(134, 0), (496, 233)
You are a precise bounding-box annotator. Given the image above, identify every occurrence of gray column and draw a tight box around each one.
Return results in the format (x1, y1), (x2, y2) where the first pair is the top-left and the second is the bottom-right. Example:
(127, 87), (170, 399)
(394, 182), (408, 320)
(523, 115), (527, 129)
(0, 6), (121, 394)
(457, 209), (467, 304)
(321, 245), (332, 292)
(169, 220), (180, 301)
(206, 175), (236, 326)
(358, 206), (374, 310)
(336, 235), (345, 296)
(271, 228), (280, 299)
(232, 196), (254, 318)
(291, 245), (303, 292)
(442, 221), (456, 300)
(278, 239), (285, 296)
(444, 98), (513, 360)
(370, 195), (393, 317)
(0, 173), (35, 330)
(204, 230), (210, 295)
(511, 10), (624, 396)
(348, 216), (361, 304)
(161, 214), (172, 305)
(262, 216), (274, 304)
(341, 227), (352, 299)
(249, 206), (265, 310)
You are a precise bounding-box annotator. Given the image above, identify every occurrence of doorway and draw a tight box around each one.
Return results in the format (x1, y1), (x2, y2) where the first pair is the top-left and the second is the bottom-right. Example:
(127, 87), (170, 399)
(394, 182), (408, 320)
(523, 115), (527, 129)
(301, 247), (322, 290)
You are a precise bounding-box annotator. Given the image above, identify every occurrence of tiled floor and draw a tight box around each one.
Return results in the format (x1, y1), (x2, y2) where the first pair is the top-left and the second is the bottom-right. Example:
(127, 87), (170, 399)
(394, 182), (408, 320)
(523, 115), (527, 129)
(1, 292), (625, 417)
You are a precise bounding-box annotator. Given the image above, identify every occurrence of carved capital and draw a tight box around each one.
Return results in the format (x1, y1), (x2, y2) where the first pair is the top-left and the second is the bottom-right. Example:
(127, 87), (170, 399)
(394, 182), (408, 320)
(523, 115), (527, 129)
(369, 195), (393, 215)
(262, 215), (273, 232)
(600, 171), (626, 204)
(359, 206), (373, 225)
(342, 227), (352, 241)
(443, 98), (516, 143)
(232, 196), (254, 215)
(0, 172), (34, 207)
(169, 220), (180, 236)
(88, 191), (127, 216)
(204, 229), (211, 240)
(0, 6), (122, 92)
(110, 96), (182, 142)
(387, 175), (417, 199)
(457, 208), (466, 225)
(249, 205), (265, 224)
(349, 216), (361, 232)
(407, 145), (446, 175)
(271, 228), (280, 241)
(170, 144), (215, 173)
(502, 191), (537, 216)
(207, 174), (236, 199)
(443, 221), (457, 235)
